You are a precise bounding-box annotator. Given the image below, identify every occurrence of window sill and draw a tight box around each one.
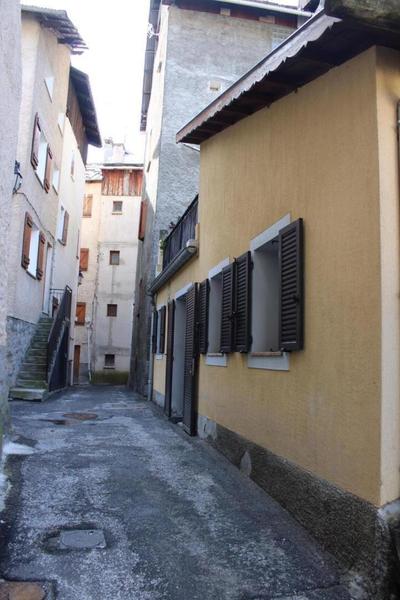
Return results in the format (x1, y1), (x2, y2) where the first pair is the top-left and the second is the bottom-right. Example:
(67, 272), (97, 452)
(250, 351), (283, 357)
(103, 366), (115, 370)
(155, 354), (164, 361)
(206, 353), (227, 367)
(247, 352), (289, 372)
(26, 269), (37, 280)
(112, 212), (123, 215)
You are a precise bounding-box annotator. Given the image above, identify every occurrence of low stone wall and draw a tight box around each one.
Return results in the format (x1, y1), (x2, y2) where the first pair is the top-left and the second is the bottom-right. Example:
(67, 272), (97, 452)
(91, 371), (129, 385)
(6, 317), (36, 387)
(198, 414), (400, 600)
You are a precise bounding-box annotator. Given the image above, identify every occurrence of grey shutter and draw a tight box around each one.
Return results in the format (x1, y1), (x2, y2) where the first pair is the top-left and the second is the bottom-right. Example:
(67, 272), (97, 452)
(183, 284), (198, 436)
(234, 251), (252, 353)
(158, 306), (166, 354)
(220, 263), (235, 353)
(198, 279), (209, 354)
(279, 218), (304, 351)
(164, 301), (175, 418)
(151, 310), (158, 354)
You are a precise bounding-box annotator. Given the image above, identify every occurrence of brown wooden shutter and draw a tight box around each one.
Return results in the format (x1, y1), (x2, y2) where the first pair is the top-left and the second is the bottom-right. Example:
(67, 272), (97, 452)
(158, 306), (166, 354)
(44, 146), (53, 192)
(80, 248), (89, 271)
(164, 300), (175, 418)
(220, 263), (235, 353)
(138, 200), (148, 241)
(183, 284), (198, 436)
(198, 279), (209, 354)
(31, 113), (41, 169)
(75, 302), (86, 325)
(151, 310), (158, 354)
(234, 251), (252, 353)
(62, 211), (69, 244)
(21, 212), (33, 269)
(36, 233), (46, 280)
(83, 194), (93, 217)
(279, 218), (304, 352)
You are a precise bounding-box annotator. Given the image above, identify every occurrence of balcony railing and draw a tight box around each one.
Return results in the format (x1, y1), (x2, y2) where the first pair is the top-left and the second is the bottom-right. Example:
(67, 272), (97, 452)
(162, 196), (198, 270)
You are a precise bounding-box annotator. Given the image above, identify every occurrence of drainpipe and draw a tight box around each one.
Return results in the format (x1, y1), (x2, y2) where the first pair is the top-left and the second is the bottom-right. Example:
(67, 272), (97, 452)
(86, 320), (92, 383)
(147, 293), (156, 401)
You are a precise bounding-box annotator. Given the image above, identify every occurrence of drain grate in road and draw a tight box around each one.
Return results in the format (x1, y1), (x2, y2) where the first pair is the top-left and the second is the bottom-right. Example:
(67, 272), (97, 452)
(0, 581), (46, 600)
(63, 413), (98, 421)
(59, 529), (106, 550)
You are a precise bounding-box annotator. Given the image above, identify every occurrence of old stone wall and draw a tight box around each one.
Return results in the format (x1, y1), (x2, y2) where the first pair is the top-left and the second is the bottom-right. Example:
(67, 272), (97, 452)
(6, 318), (36, 388)
(0, 0), (21, 439)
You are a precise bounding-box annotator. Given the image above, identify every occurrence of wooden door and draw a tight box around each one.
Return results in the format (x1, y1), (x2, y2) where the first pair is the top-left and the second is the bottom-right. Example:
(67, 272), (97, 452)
(183, 284), (199, 436)
(73, 345), (81, 384)
(164, 300), (175, 418)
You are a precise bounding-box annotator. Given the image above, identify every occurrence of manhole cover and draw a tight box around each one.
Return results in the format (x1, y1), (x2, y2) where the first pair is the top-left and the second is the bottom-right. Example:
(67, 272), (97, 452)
(63, 413), (98, 421)
(0, 581), (46, 600)
(59, 529), (106, 550)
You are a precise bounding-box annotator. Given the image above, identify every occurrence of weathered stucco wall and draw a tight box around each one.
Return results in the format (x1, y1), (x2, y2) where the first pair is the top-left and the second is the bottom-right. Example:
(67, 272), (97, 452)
(153, 47), (399, 506)
(0, 0), (21, 435)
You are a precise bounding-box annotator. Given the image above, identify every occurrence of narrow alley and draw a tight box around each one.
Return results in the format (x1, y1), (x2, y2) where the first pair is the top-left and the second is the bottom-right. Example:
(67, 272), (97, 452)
(0, 387), (351, 600)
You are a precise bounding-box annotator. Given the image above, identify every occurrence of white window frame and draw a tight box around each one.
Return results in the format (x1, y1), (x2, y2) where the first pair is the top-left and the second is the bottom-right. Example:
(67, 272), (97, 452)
(36, 132), (48, 185)
(247, 214), (291, 372)
(57, 206), (65, 242)
(27, 222), (40, 278)
(206, 258), (229, 367)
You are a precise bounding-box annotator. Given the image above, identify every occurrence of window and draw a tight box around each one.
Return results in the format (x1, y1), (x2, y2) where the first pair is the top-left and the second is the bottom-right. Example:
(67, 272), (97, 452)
(138, 200), (148, 241)
(52, 165), (60, 193)
(36, 131), (48, 185)
(80, 248), (89, 271)
(104, 354), (115, 368)
(109, 250), (120, 265)
(30, 113), (52, 192)
(75, 302), (86, 325)
(83, 194), (93, 217)
(220, 252), (252, 354)
(57, 207), (69, 245)
(248, 216), (304, 371)
(44, 76), (54, 100)
(21, 213), (45, 280)
(107, 304), (118, 317)
(208, 275), (223, 353)
(112, 201), (123, 214)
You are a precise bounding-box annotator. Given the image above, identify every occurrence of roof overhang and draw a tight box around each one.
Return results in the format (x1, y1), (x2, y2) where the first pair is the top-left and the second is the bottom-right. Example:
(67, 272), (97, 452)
(140, 0), (312, 132)
(21, 5), (87, 54)
(177, 8), (400, 144)
(70, 67), (102, 148)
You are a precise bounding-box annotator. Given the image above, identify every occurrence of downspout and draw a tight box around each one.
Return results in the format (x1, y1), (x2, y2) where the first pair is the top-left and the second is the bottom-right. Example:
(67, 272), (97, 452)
(86, 321), (92, 382)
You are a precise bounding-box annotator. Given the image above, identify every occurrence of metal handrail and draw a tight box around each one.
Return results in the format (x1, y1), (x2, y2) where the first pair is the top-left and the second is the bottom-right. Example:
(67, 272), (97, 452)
(47, 285), (72, 385)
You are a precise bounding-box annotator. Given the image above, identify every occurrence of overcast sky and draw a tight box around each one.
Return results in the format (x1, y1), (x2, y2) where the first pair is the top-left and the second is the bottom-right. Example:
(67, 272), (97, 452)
(25, 0), (300, 162)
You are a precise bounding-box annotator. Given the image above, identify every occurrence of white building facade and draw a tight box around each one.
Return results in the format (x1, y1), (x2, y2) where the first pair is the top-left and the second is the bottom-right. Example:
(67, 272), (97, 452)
(74, 143), (143, 384)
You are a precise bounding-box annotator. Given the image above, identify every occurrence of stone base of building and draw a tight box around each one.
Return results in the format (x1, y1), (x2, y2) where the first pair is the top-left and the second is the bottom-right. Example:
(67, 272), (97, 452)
(91, 371), (129, 385)
(197, 414), (400, 600)
(6, 316), (36, 387)
(0, 343), (11, 452)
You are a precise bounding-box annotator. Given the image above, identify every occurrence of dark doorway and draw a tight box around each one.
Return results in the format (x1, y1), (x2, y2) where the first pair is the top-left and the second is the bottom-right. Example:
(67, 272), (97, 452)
(183, 284), (199, 436)
(164, 300), (175, 418)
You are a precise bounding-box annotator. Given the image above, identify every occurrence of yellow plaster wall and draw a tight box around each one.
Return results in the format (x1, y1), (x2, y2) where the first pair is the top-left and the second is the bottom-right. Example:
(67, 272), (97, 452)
(153, 47), (400, 505)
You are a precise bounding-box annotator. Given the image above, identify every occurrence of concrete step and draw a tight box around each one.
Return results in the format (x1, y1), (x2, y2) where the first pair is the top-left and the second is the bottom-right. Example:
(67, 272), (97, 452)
(9, 387), (47, 401)
(16, 379), (48, 389)
(18, 370), (47, 380)
(23, 357), (47, 365)
(26, 349), (47, 357)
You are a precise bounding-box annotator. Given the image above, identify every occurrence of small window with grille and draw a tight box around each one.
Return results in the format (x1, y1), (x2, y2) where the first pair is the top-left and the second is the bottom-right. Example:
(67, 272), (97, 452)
(109, 250), (120, 265)
(107, 304), (118, 317)
(104, 354), (115, 368)
(112, 201), (123, 214)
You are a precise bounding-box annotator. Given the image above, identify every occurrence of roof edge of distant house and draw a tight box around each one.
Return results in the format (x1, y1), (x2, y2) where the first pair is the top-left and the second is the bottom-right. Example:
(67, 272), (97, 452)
(21, 5), (87, 54)
(70, 67), (102, 148)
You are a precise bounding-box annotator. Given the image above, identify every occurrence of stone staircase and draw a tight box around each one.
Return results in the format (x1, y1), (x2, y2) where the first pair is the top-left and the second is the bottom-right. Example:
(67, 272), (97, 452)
(9, 315), (53, 401)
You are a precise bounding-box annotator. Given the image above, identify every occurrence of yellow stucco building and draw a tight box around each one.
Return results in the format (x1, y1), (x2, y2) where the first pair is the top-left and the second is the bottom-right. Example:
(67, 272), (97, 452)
(146, 7), (400, 597)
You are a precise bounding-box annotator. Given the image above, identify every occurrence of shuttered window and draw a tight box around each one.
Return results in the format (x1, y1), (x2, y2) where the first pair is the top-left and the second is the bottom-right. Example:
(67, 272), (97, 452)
(80, 248), (89, 271)
(158, 306), (166, 354)
(31, 113), (41, 169)
(83, 194), (93, 217)
(220, 263), (235, 353)
(138, 200), (148, 241)
(44, 146), (53, 192)
(61, 211), (69, 245)
(198, 279), (209, 354)
(75, 302), (86, 325)
(279, 218), (304, 351)
(183, 284), (199, 436)
(36, 233), (46, 280)
(234, 251), (252, 353)
(21, 213), (33, 270)
(151, 310), (158, 354)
